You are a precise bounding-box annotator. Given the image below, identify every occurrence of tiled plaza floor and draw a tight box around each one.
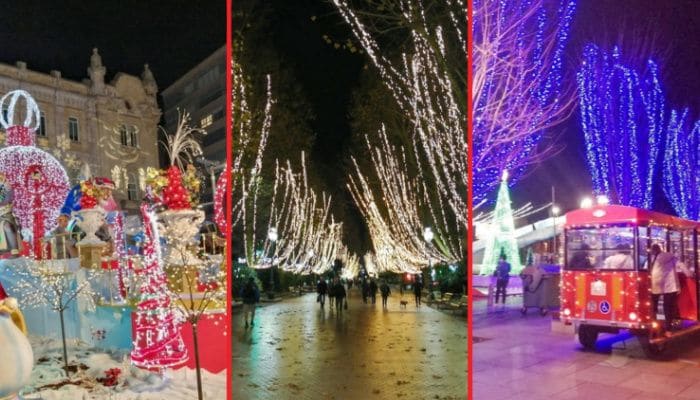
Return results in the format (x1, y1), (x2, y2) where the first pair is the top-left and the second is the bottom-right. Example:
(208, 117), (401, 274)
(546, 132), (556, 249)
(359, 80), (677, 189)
(232, 287), (467, 400)
(473, 297), (700, 400)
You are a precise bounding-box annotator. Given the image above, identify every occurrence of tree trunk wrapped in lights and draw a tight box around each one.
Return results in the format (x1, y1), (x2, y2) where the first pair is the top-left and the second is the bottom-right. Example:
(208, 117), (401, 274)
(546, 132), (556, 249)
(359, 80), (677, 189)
(349, 127), (459, 273)
(578, 43), (664, 208)
(333, 0), (467, 226)
(473, 0), (576, 205)
(663, 109), (700, 220)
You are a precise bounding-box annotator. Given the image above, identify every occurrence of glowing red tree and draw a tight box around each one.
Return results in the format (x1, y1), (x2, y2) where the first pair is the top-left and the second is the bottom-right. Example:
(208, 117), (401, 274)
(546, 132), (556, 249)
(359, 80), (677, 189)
(130, 203), (188, 369)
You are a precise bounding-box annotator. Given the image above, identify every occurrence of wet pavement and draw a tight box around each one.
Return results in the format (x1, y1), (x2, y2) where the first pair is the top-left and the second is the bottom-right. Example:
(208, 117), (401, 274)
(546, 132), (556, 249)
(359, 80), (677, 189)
(473, 297), (700, 400)
(232, 287), (467, 400)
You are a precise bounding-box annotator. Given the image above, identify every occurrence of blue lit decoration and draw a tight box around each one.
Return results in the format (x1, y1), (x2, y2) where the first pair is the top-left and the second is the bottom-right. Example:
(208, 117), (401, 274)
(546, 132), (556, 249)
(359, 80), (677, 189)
(663, 109), (700, 219)
(577, 44), (664, 209)
(472, 0), (576, 204)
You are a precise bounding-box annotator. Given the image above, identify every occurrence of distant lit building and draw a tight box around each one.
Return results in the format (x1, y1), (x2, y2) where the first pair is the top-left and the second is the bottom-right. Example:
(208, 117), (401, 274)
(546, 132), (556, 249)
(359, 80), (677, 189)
(161, 45), (226, 210)
(0, 48), (161, 214)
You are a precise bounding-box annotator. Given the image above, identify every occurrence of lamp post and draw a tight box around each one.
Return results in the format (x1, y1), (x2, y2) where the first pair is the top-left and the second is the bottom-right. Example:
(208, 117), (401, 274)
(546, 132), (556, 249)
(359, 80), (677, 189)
(423, 227), (434, 295)
(268, 227), (278, 295)
(551, 205), (560, 263)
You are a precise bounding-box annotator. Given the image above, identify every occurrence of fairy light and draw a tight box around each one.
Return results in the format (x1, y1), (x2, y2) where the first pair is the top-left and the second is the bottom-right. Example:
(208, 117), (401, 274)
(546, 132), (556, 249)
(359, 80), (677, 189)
(663, 108), (700, 219)
(472, 0), (576, 204)
(332, 0), (467, 226)
(130, 203), (188, 369)
(480, 171), (522, 276)
(0, 90), (70, 245)
(577, 44), (664, 208)
(348, 127), (460, 273)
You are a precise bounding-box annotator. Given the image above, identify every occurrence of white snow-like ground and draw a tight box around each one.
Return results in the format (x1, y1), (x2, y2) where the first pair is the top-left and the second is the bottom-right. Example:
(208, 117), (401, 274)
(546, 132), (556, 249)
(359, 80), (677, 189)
(19, 336), (225, 400)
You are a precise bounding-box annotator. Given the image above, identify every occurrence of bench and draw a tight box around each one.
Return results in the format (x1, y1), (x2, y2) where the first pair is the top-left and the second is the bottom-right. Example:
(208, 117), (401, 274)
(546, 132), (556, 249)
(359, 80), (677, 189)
(444, 295), (468, 315)
(436, 293), (455, 309)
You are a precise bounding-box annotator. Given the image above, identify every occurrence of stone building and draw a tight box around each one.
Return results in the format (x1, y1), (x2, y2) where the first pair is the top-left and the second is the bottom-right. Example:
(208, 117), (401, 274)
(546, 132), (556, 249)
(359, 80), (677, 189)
(161, 45), (226, 209)
(0, 48), (161, 214)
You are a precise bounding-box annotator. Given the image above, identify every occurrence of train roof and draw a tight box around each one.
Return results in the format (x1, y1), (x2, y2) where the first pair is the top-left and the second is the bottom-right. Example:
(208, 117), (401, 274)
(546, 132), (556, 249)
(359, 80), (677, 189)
(565, 205), (700, 229)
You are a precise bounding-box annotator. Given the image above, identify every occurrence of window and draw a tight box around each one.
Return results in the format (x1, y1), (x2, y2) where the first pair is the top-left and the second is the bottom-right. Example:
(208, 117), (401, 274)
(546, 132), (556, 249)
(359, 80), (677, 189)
(129, 126), (138, 147)
(120, 125), (128, 146)
(200, 114), (213, 128)
(37, 112), (46, 137)
(68, 117), (79, 142)
(127, 174), (138, 201)
(120, 125), (138, 147)
(565, 226), (636, 270)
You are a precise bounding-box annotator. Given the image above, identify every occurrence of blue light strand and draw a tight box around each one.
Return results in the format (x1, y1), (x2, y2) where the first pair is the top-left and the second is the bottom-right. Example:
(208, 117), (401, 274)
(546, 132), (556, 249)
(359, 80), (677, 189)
(663, 109), (700, 220)
(472, 0), (577, 203)
(577, 43), (664, 209)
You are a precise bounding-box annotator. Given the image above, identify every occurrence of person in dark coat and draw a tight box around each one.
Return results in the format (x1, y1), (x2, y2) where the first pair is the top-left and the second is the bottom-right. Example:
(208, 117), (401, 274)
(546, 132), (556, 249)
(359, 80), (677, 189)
(413, 278), (423, 306)
(317, 279), (328, 308)
(333, 278), (346, 313)
(240, 277), (260, 328)
(369, 279), (378, 304)
(362, 279), (369, 304)
(494, 254), (511, 304)
(380, 281), (391, 308)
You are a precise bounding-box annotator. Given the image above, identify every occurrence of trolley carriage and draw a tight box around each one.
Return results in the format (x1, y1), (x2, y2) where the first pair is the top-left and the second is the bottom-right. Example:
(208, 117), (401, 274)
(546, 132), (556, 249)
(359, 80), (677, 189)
(560, 205), (700, 357)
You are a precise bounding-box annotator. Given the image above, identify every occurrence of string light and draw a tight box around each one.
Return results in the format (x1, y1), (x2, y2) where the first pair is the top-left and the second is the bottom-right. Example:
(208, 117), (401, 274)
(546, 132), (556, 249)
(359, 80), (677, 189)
(0, 91), (70, 246)
(333, 0), (467, 229)
(577, 44), (664, 208)
(472, 0), (577, 205)
(348, 127), (460, 273)
(663, 108), (700, 219)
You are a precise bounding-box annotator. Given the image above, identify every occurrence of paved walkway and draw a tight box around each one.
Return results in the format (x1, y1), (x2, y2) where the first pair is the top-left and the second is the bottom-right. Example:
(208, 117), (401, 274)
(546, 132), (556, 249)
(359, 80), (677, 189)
(473, 298), (700, 400)
(232, 287), (467, 399)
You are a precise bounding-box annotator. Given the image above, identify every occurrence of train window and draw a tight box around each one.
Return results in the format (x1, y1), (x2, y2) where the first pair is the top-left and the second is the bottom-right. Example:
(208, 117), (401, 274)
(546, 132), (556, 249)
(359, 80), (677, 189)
(565, 226), (635, 270)
(638, 226), (668, 270)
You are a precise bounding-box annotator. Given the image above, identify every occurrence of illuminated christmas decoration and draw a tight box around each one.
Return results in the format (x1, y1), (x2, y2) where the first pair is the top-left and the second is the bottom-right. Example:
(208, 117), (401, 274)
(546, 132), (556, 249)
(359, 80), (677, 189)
(264, 154), (343, 274)
(481, 171), (522, 276)
(0, 90), (70, 252)
(333, 0), (467, 226)
(473, 0), (577, 205)
(349, 128), (458, 273)
(7, 261), (100, 375)
(663, 108), (700, 219)
(578, 43), (664, 208)
(131, 203), (188, 369)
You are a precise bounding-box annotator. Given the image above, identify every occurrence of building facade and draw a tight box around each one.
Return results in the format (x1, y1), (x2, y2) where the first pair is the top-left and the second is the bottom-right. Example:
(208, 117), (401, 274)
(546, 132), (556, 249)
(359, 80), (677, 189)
(0, 48), (161, 215)
(161, 45), (226, 208)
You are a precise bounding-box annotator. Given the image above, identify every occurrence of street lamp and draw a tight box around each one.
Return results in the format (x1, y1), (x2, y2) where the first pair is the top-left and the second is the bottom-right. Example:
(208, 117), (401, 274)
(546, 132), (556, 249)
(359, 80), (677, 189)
(423, 227), (434, 295)
(551, 205), (560, 263)
(268, 227), (278, 295)
(580, 197), (593, 209)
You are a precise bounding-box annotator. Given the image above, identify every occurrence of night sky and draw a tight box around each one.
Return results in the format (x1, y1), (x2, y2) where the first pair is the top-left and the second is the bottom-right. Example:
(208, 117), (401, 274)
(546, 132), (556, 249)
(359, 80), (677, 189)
(511, 0), (700, 222)
(0, 0), (224, 95)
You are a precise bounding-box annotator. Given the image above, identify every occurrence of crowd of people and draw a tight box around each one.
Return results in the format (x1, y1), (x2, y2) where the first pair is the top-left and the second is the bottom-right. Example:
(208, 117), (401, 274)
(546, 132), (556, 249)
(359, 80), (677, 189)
(238, 275), (430, 328)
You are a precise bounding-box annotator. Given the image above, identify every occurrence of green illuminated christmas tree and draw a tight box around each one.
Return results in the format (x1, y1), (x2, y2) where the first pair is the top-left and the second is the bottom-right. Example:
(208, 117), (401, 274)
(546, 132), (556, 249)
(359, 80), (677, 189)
(481, 171), (522, 275)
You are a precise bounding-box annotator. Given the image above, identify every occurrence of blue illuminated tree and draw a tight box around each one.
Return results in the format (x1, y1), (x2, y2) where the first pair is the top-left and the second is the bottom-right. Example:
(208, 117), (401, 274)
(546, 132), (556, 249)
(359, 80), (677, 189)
(472, 0), (577, 206)
(577, 44), (665, 209)
(663, 109), (700, 220)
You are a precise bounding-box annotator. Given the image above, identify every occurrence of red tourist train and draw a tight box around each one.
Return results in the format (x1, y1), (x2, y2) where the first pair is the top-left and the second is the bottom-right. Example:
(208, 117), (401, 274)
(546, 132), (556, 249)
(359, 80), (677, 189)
(560, 205), (700, 356)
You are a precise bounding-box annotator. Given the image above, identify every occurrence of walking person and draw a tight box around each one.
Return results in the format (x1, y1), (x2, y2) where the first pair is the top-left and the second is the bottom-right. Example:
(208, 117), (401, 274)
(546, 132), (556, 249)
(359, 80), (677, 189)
(413, 278), (423, 306)
(329, 279), (335, 308)
(380, 280), (391, 308)
(317, 278), (328, 309)
(369, 279), (378, 304)
(649, 243), (681, 336)
(333, 278), (346, 314)
(362, 279), (369, 304)
(240, 277), (260, 329)
(494, 254), (511, 305)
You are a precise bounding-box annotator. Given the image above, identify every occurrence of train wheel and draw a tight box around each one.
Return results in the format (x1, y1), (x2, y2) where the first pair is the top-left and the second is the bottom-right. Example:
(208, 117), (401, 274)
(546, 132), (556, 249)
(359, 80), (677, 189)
(578, 324), (598, 349)
(639, 335), (665, 358)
